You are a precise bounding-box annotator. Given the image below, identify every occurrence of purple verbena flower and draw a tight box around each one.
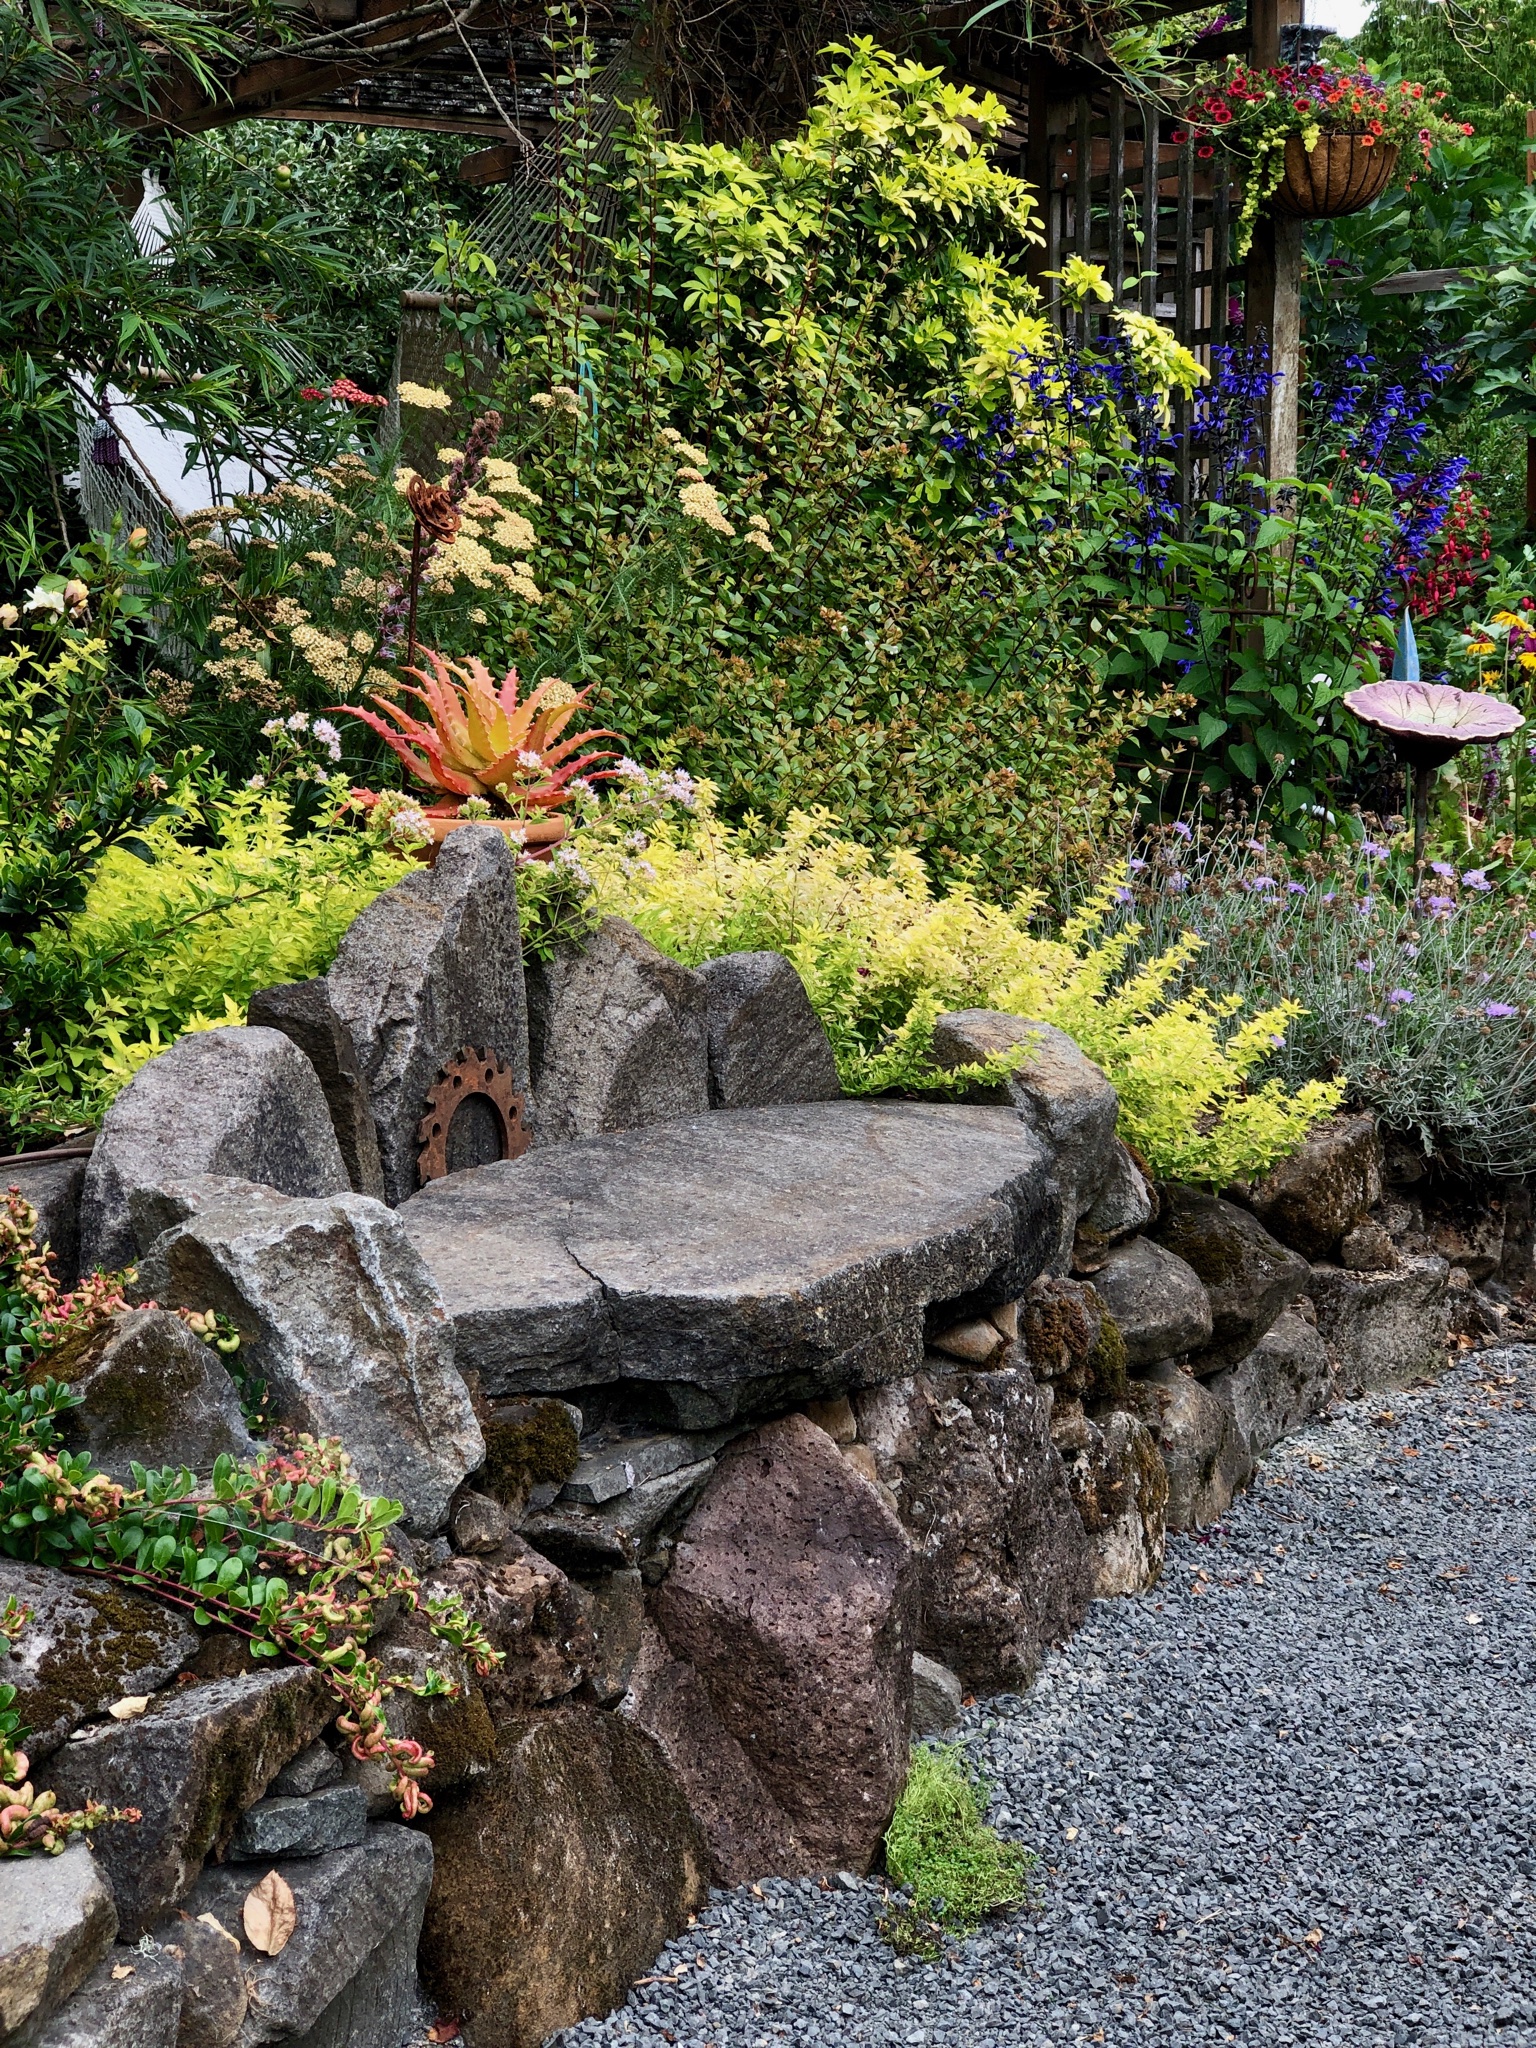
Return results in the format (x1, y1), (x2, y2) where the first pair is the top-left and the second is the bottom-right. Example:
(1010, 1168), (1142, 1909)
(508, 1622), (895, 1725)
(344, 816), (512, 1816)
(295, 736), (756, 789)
(1462, 869), (1492, 891)
(1388, 989), (1414, 1005)
(1485, 1002), (1518, 1019)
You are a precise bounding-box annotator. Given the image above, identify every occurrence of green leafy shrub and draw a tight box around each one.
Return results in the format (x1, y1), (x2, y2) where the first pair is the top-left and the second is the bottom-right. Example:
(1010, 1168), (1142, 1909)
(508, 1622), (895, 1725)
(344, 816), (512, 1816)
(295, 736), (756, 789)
(883, 1744), (1034, 1943)
(577, 779), (1344, 1184)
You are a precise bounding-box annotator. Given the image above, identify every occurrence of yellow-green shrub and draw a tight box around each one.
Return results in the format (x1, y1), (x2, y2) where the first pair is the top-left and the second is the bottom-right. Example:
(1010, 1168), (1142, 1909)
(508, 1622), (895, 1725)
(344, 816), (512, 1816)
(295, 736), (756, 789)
(583, 792), (1344, 1185)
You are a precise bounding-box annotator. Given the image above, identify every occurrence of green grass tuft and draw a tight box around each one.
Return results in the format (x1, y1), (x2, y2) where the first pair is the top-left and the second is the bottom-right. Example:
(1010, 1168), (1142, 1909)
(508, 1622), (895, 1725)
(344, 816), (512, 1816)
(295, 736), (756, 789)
(882, 1743), (1036, 1944)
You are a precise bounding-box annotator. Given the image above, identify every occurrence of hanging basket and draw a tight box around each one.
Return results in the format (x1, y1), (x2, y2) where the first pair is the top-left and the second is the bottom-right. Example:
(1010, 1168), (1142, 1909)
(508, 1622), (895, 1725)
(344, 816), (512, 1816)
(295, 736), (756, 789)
(1271, 133), (1399, 219)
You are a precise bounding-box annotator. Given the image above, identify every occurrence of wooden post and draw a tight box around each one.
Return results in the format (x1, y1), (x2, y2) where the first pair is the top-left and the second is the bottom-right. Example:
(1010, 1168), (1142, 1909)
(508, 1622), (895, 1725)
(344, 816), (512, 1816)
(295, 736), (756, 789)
(1527, 110), (1535, 526)
(1245, 0), (1304, 484)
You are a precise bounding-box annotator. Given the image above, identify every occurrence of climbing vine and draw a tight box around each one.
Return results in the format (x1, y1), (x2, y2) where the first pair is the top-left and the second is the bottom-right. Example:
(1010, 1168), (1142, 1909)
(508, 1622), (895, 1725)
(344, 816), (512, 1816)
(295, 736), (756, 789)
(0, 1188), (502, 1852)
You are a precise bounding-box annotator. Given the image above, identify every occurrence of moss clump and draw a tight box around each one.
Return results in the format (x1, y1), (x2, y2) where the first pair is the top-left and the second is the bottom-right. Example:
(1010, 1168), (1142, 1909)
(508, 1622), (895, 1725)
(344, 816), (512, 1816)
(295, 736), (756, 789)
(882, 1744), (1034, 1943)
(1084, 1308), (1128, 1403)
(481, 1401), (580, 1508)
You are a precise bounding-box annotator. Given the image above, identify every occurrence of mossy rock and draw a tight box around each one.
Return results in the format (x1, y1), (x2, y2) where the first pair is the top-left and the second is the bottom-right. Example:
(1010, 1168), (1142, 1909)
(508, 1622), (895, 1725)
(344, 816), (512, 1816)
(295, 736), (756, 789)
(481, 1400), (581, 1509)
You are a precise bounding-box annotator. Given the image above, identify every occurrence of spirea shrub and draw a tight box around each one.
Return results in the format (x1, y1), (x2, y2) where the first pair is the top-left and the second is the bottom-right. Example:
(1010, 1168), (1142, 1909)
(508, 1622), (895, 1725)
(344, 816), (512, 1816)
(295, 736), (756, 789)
(578, 779), (1343, 1184)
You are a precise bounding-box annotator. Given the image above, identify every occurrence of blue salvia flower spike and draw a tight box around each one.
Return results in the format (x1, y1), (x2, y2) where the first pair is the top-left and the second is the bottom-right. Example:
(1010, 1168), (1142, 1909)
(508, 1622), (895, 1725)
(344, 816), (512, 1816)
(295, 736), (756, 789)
(1392, 603), (1420, 684)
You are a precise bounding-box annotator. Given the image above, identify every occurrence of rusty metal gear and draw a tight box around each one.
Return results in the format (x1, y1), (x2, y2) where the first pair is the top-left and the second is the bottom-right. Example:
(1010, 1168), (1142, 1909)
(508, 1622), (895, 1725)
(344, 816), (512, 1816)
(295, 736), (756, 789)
(416, 1045), (529, 1185)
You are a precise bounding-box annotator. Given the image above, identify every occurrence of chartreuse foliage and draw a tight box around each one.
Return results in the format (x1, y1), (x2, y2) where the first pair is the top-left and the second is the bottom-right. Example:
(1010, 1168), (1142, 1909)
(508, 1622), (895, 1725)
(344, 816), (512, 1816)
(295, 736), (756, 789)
(883, 1744), (1034, 1951)
(577, 781), (1345, 1186)
(0, 1190), (501, 1851)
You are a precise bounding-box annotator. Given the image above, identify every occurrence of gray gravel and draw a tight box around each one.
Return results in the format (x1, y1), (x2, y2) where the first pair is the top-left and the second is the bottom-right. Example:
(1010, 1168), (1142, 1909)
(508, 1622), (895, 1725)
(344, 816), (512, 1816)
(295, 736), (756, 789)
(556, 1347), (1536, 2048)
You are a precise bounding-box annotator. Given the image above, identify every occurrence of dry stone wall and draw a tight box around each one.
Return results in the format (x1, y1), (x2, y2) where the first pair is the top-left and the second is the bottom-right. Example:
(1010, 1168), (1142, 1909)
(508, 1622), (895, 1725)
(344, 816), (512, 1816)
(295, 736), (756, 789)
(1, 845), (1490, 2048)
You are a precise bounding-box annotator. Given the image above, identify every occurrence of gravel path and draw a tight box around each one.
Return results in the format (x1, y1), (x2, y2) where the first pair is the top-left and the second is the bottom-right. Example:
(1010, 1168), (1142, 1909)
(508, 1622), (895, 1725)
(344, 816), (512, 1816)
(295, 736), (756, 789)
(559, 1346), (1536, 2048)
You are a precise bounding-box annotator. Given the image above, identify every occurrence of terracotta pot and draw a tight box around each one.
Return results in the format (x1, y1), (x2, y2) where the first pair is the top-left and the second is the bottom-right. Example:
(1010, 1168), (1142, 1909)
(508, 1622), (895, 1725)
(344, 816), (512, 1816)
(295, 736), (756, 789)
(414, 813), (569, 864)
(1271, 133), (1398, 219)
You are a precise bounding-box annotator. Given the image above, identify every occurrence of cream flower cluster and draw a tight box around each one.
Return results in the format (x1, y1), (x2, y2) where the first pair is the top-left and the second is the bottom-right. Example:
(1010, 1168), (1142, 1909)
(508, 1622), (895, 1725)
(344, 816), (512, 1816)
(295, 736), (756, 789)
(398, 382), (452, 410)
(679, 479), (735, 537)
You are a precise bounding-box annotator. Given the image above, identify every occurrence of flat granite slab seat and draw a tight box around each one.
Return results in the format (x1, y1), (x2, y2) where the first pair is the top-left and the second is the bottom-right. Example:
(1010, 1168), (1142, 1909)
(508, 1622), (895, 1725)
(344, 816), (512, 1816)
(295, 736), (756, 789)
(399, 1101), (1059, 1421)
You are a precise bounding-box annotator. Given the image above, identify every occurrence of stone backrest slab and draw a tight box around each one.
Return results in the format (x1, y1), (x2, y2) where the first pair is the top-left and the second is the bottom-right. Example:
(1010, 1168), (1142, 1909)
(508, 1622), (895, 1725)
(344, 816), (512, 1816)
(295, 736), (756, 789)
(400, 1100), (1059, 1414)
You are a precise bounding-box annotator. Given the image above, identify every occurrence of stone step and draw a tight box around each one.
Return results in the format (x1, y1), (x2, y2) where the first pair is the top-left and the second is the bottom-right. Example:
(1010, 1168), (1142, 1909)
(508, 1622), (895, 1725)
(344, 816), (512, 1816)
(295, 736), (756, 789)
(399, 1100), (1057, 1422)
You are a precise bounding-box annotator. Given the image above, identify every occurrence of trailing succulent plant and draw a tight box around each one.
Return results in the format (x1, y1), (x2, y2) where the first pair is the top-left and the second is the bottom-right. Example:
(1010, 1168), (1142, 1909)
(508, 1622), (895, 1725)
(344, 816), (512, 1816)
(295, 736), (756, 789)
(0, 1188), (502, 1851)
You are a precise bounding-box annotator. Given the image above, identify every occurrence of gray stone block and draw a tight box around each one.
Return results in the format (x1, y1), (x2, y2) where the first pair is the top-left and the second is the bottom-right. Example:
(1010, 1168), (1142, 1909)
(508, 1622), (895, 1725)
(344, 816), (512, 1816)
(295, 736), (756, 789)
(1091, 1236), (1213, 1368)
(526, 917), (710, 1146)
(183, 1825), (433, 2048)
(561, 1428), (739, 1506)
(1204, 1305), (1333, 1454)
(80, 1029), (350, 1274)
(0, 1560), (198, 1764)
(134, 1185), (482, 1534)
(1308, 1254), (1451, 1391)
(1154, 1186), (1310, 1373)
(0, 1843), (118, 2044)
(326, 825), (530, 1206)
(1137, 1361), (1254, 1531)
(269, 1741), (342, 1800)
(52, 1307), (254, 1484)
(21, 1947), (182, 2048)
(400, 1100), (1059, 1416)
(696, 951), (841, 1110)
(247, 979), (386, 1202)
(229, 1786), (369, 1861)
(1242, 1111), (1381, 1261)
(147, 1915), (243, 2048)
(910, 1651), (964, 1738)
(2, 1151), (87, 1289)
(43, 1667), (333, 1939)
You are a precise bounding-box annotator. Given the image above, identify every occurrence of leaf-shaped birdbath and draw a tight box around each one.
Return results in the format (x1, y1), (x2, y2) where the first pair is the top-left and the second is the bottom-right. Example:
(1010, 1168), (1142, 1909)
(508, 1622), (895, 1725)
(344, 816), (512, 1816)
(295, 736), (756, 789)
(1345, 618), (1524, 864)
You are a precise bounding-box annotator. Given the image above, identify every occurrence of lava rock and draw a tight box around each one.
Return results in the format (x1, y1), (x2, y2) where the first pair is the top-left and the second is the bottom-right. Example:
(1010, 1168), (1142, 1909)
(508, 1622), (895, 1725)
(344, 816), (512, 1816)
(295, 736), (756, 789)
(1021, 1275), (1129, 1402)
(802, 1395), (857, 1445)
(228, 1785), (368, 1861)
(696, 950), (842, 1110)
(0, 1561), (198, 1763)
(21, 1946), (183, 2048)
(1340, 1220), (1399, 1271)
(326, 824), (531, 1206)
(0, 1842), (118, 2042)
(49, 1308), (254, 1484)
(184, 1824), (433, 2048)
(1308, 1254), (1451, 1391)
(421, 1706), (707, 2048)
(246, 977), (386, 1202)
(3, 1150), (87, 1290)
(399, 1099), (1058, 1414)
(657, 1412), (916, 1871)
(931, 1011), (1120, 1271)
(79, 1028), (350, 1274)
(1204, 1304), (1333, 1455)
(1423, 1200), (1505, 1284)
(855, 1366), (1091, 1691)
(134, 1183), (482, 1534)
(449, 1488), (511, 1554)
(43, 1666), (333, 1938)
(420, 1537), (596, 1718)
(1242, 1111), (1382, 1260)
(1154, 1186), (1310, 1372)
(583, 1568), (646, 1705)
(1090, 1236), (1213, 1368)
(149, 1913), (244, 2048)
(1057, 1404), (1168, 1596)
(618, 1622), (800, 1883)
(910, 1652), (965, 1737)
(929, 1316), (1006, 1364)
(526, 917), (710, 1146)
(1136, 1361), (1254, 1530)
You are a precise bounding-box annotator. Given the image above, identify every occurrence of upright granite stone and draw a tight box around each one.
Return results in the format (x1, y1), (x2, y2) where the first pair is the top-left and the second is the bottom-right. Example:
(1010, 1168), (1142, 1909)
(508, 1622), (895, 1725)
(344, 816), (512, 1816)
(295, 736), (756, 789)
(0, 1560), (198, 1763)
(656, 1413), (915, 1872)
(1136, 1362), (1254, 1530)
(149, 1914), (244, 2048)
(4, 1149), (87, 1289)
(400, 1100), (1059, 1419)
(1153, 1186), (1309, 1372)
(696, 951), (842, 1109)
(23, 1948), (184, 2048)
(1090, 1237), (1213, 1368)
(1242, 1112), (1381, 1261)
(1072, 1139), (1154, 1264)
(421, 1708), (707, 2048)
(182, 1826), (433, 2048)
(80, 1029), (350, 1274)
(134, 1185), (482, 1532)
(1204, 1305), (1332, 1454)
(853, 1365), (1091, 1692)
(525, 917), (709, 1146)
(247, 978), (386, 1201)
(49, 1308), (254, 1483)
(1307, 1254), (1451, 1390)
(1056, 1405), (1167, 1598)
(0, 1844), (118, 2043)
(326, 824), (529, 1205)
(43, 1666), (333, 1938)
(931, 1011), (1120, 1272)
(619, 1621), (804, 1882)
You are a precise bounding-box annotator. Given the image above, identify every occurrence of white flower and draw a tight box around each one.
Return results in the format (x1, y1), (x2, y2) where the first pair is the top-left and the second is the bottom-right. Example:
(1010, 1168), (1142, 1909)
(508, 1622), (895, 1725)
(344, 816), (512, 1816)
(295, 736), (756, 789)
(23, 585), (64, 615)
(397, 382), (452, 410)
(658, 768), (698, 809)
(286, 711), (310, 731)
(615, 758), (650, 785)
(312, 718), (341, 745)
(517, 749), (542, 769)
(261, 718), (284, 737)
(245, 774), (266, 790)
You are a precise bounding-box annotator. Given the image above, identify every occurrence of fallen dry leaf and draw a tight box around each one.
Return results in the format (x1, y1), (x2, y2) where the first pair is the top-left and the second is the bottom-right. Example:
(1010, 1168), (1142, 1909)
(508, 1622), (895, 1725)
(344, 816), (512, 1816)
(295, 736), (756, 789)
(107, 1696), (149, 1720)
(110, 1964), (135, 1981)
(243, 1870), (297, 1956)
(197, 1912), (241, 1950)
